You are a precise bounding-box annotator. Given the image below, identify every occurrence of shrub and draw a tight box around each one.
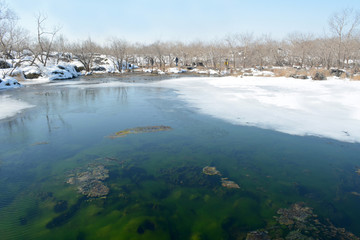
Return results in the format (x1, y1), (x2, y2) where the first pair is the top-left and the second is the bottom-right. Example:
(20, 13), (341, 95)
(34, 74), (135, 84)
(0, 60), (11, 69)
(312, 72), (327, 80)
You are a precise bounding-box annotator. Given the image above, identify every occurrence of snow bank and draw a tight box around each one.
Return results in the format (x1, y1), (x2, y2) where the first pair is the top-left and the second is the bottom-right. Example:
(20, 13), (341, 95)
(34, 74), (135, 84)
(167, 68), (187, 74)
(143, 68), (152, 73)
(22, 66), (41, 76)
(190, 69), (219, 75)
(153, 76), (360, 143)
(44, 64), (79, 80)
(0, 95), (34, 120)
(0, 77), (22, 89)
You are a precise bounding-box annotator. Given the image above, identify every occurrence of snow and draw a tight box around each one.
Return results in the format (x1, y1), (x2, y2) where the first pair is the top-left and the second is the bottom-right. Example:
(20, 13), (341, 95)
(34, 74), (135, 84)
(22, 66), (41, 75)
(167, 68), (187, 74)
(0, 77), (22, 89)
(0, 95), (34, 120)
(45, 64), (79, 80)
(143, 68), (152, 73)
(152, 76), (360, 143)
(190, 69), (219, 75)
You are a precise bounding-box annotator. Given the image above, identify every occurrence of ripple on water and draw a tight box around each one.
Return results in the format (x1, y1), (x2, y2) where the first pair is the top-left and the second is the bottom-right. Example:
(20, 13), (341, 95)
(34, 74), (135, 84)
(0, 193), (38, 240)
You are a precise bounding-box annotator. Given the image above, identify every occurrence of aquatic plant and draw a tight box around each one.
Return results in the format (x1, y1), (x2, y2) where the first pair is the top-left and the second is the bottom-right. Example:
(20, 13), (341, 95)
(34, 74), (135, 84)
(202, 166), (221, 176)
(107, 125), (172, 138)
(66, 164), (110, 198)
(248, 202), (360, 239)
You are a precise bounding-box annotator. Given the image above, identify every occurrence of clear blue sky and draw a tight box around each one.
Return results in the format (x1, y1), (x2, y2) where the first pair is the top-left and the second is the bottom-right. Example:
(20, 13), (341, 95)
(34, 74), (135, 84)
(7, 0), (360, 44)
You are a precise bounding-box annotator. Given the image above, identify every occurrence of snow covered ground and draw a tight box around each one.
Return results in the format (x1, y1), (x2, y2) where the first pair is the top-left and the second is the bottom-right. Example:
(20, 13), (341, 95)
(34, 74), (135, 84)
(0, 77), (22, 89)
(152, 76), (360, 143)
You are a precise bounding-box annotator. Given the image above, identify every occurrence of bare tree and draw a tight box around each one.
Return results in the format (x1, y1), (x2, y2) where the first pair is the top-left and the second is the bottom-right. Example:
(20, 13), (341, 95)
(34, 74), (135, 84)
(72, 38), (97, 72)
(236, 32), (254, 69)
(287, 32), (314, 68)
(0, 1), (32, 78)
(225, 34), (239, 70)
(328, 8), (360, 68)
(34, 13), (61, 67)
(53, 34), (71, 64)
(150, 41), (167, 71)
(0, 1), (19, 59)
(107, 37), (128, 72)
(253, 34), (272, 69)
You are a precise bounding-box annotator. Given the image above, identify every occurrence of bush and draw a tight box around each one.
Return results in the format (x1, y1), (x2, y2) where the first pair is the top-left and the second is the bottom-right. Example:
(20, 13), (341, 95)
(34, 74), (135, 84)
(312, 72), (327, 80)
(24, 72), (41, 79)
(0, 60), (11, 69)
(289, 74), (308, 79)
(74, 66), (85, 72)
(330, 69), (344, 77)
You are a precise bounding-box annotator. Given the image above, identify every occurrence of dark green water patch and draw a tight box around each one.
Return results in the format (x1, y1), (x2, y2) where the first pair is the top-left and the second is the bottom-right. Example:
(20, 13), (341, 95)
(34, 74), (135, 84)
(46, 196), (86, 229)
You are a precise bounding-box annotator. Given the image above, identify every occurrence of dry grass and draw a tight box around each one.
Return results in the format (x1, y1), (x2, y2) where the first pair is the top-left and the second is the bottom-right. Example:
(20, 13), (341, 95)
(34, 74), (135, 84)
(350, 75), (360, 80)
(272, 68), (294, 77)
(10, 72), (25, 82)
(273, 68), (307, 77)
(308, 68), (331, 77)
(230, 72), (244, 77)
(339, 72), (348, 78)
(272, 67), (339, 79)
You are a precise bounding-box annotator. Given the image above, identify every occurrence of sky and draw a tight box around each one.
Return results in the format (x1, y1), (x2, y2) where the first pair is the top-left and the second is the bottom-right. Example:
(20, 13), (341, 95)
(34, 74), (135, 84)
(6, 0), (360, 44)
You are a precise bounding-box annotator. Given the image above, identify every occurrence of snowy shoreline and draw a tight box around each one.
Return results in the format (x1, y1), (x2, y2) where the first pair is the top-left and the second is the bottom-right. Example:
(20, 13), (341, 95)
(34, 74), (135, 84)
(152, 76), (360, 143)
(0, 95), (35, 120)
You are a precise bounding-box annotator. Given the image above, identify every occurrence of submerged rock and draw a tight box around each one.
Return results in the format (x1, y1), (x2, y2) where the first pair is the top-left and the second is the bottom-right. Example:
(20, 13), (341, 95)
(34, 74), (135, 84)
(78, 180), (109, 198)
(248, 202), (360, 239)
(221, 178), (240, 189)
(66, 164), (109, 198)
(202, 166), (240, 189)
(285, 230), (313, 240)
(276, 202), (313, 225)
(107, 125), (172, 138)
(351, 191), (360, 197)
(246, 230), (270, 240)
(202, 166), (221, 176)
(273, 202), (360, 239)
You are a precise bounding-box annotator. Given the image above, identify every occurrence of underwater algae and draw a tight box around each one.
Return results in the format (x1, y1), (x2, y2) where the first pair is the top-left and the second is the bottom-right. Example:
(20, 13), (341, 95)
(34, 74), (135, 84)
(202, 166), (240, 189)
(246, 202), (360, 240)
(66, 164), (110, 198)
(107, 126), (172, 139)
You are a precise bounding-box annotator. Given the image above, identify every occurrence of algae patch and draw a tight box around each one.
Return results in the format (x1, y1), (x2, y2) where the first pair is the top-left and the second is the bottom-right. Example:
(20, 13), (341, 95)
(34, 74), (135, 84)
(107, 125), (172, 138)
(202, 166), (240, 189)
(221, 178), (240, 189)
(66, 164), (109, 198)
(247, 202), (360, 239)
(202, 166), (221, 176)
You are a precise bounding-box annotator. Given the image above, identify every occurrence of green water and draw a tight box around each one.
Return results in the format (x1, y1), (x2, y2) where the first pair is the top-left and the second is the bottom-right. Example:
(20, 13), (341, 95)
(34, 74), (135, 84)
(1, 77), (360, 239)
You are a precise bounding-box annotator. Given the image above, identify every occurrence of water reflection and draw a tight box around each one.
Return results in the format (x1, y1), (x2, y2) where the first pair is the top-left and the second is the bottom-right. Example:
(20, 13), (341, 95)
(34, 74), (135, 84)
(0, 86), (129, 137)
